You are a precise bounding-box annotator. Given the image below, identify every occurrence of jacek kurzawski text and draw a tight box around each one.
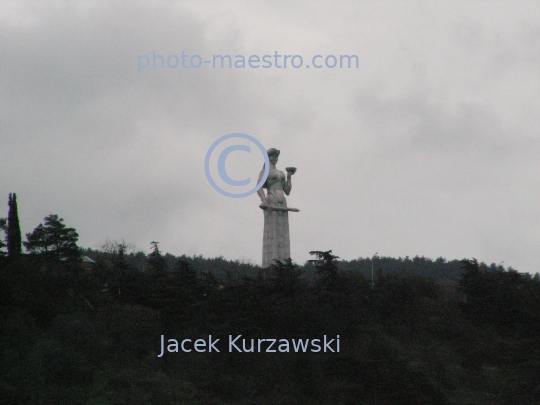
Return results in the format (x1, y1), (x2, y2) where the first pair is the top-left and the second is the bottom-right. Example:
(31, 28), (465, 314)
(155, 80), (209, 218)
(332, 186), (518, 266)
(157, 334), (340, 356)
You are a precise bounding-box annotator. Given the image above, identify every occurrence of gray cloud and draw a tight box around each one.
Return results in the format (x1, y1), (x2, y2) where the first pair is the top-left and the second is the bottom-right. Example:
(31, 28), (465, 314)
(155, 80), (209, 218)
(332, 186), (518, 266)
(1, 1), (538, 272)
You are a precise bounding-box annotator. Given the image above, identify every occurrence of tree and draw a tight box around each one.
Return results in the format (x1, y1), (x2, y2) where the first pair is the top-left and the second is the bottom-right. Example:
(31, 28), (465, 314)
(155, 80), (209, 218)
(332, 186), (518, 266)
(270, 258), (302, 296)
(309, 250), (340, 291)
(147, 241), (167, 273)
(0, 217), (7, 258)
(173, 257), (198, 287)
(24, 214), (80, 261)
(7, 193), (22, 257)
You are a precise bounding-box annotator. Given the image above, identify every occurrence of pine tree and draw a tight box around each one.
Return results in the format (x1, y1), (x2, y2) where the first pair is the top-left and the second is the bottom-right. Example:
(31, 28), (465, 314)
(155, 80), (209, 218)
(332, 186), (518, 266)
(147, 241), (167, 273)
(146, 242), (176, 313)
(270, 258), (302, 296)
(7, 193), (22, 257)
(24, 214), (79, 261)
(173, 257), (198, 287)
(309, 250), (340, 291)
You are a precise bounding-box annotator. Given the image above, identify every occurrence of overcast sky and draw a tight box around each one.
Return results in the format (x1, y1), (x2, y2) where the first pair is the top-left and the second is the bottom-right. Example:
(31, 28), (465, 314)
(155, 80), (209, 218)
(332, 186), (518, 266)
(1, 1), (538, 272)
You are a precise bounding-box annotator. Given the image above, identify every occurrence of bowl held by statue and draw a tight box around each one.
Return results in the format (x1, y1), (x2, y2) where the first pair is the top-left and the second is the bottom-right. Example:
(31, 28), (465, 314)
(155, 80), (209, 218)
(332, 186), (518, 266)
(285, 167), (297, 174)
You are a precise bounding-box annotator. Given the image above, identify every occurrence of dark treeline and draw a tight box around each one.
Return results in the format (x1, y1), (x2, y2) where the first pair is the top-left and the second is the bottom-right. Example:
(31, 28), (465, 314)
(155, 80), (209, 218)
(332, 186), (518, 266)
(2, 249), (540, 404)
(82, 245), (260, 283)
(82, 246), (509, 285)
(1, 202), (540, 404)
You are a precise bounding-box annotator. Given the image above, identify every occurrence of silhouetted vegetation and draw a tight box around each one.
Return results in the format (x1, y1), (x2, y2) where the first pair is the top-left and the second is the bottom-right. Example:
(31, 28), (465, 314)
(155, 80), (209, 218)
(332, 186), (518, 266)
(2, 247), (539, 404)
(7, 193), (22, 258)
(1, 198), (539, 404)
(0, 217), (6, 258)
(24, 214), (80, 262)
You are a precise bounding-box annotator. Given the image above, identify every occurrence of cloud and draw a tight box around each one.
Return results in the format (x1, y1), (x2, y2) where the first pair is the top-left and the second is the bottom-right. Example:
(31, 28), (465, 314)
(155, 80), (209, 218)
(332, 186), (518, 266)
(0, 1), (538, 272)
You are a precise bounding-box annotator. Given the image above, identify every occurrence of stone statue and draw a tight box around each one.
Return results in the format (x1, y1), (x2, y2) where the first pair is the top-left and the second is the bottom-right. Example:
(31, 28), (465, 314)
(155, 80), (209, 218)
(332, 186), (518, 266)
(257, 148), (299, 268)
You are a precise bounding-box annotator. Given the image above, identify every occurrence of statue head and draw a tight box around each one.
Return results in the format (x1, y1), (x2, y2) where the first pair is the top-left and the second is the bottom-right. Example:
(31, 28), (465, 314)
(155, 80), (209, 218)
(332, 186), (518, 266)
(267, 148), (280, 164)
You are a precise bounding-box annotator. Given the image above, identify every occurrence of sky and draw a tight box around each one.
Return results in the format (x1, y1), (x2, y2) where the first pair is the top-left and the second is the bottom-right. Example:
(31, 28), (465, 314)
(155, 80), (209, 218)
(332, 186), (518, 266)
(1, 1), (538, 272)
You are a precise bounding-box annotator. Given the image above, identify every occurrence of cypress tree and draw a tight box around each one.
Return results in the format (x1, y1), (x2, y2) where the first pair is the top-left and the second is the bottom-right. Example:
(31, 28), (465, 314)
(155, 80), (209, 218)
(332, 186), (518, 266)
(7, 193), (22, 257)
(0, 218), (6, 258)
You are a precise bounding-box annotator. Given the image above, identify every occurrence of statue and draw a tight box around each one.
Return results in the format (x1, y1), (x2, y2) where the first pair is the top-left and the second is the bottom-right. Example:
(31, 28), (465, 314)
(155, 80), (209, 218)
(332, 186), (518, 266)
(257, 148), (299, 268)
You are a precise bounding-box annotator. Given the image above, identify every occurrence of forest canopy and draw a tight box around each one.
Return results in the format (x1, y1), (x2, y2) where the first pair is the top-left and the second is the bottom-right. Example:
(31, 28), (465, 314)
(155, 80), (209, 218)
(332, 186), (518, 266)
(1, 198), (539, 404)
